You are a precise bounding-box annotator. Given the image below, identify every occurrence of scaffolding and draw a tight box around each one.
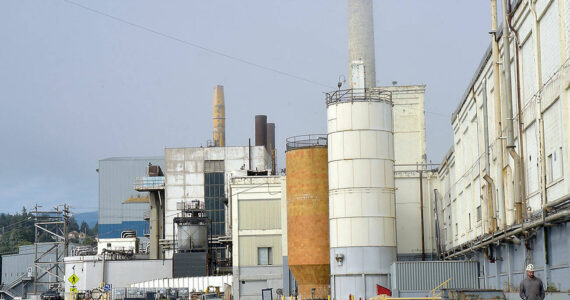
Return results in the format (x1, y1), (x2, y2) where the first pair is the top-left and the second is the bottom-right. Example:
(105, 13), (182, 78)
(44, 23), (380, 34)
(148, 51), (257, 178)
(32, 204), (70, 294)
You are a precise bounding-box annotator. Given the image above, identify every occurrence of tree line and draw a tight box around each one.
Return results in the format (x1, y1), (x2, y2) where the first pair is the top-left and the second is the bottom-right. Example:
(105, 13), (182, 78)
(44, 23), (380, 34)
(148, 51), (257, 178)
(0, 207), (98, 255)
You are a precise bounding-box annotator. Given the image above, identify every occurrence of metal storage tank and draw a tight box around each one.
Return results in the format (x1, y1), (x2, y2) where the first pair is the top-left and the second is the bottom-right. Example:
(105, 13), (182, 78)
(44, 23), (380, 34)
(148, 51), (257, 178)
(286, 135), (330, 299)
(327, 89), (395, 299)
(177, 224), (208, 251)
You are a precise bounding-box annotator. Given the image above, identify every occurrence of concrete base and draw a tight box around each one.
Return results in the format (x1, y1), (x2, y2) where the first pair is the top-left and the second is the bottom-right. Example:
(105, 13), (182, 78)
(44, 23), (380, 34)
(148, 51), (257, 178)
(330, 246), (396, 300)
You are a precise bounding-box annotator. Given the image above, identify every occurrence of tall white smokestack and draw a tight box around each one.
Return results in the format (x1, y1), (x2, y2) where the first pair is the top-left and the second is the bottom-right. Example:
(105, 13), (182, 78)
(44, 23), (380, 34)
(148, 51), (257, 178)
(348, 0), (376, 88)
(327, 0), (396, 299)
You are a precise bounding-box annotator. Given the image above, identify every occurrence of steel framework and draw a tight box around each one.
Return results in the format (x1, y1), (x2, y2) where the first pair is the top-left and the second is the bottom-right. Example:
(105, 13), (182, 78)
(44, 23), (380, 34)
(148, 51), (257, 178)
(32, 204), (70, 294)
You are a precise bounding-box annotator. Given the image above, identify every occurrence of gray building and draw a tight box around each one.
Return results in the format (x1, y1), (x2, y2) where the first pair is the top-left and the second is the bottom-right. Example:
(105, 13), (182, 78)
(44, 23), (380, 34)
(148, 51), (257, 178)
(1, 244), (72, 299)
(98, 157), (164, 239)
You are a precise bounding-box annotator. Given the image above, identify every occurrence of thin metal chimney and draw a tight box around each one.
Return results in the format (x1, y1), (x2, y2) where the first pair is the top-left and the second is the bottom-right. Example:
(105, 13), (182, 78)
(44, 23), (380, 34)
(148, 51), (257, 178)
(213, 85), (225, 147)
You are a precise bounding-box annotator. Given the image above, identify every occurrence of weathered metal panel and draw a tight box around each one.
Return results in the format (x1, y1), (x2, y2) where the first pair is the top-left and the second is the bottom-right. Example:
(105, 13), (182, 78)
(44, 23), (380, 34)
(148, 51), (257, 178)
(391, 261), (479, 292)
(238, 200), (281, 230)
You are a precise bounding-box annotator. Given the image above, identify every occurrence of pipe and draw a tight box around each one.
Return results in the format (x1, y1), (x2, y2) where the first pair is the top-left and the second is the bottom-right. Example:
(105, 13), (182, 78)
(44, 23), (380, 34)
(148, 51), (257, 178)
(419, 169), (425, 261)
(501, 0), (524, 225)
(484, 175), (498, 232)
(248, 138), (252, 170)
(445, 208), (570, 258)
(482, 81), (496, 233)
(544, 194), (570, 209)
(508, 9), (528, 220)
(501, 0), (515, 148)
(491, 0), (506, 230)
(509, 149), (523, 223)
(433, 189), (443, 258)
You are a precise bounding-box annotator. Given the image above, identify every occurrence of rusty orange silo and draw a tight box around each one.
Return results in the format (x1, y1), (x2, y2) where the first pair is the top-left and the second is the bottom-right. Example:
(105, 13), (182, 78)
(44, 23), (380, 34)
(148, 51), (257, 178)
(286, 134), (330, 299)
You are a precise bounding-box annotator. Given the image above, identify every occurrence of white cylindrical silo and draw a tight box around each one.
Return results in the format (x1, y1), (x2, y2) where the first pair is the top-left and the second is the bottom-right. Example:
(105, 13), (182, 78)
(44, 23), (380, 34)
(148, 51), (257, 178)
(327, 89), (396, 300)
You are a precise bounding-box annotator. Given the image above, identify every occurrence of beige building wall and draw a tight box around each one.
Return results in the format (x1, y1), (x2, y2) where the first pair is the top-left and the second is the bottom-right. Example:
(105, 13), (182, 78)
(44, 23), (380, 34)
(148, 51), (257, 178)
(438, 0), (570, 251)
(380, 85), (438, 258)
(230, 176), (284, 300)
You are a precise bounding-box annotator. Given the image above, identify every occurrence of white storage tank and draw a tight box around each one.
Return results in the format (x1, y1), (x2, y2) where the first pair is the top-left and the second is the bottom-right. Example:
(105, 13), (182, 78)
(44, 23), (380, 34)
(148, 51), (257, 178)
(327, 87), (396, 299)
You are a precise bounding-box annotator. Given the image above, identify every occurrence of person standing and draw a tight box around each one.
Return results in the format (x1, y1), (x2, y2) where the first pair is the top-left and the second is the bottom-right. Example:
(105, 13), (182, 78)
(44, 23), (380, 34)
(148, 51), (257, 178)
(519, 264), (545, 300)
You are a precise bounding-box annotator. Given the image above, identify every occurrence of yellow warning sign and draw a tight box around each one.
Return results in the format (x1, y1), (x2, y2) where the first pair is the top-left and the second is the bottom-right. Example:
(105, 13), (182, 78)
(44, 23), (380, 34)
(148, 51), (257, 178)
(68, 274), (79, 285)
(70, 288), (78, 293)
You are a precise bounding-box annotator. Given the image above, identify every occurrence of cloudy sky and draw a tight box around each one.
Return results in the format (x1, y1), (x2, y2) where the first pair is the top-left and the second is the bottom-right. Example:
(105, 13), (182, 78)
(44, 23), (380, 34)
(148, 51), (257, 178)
(0, 1), (493, 213)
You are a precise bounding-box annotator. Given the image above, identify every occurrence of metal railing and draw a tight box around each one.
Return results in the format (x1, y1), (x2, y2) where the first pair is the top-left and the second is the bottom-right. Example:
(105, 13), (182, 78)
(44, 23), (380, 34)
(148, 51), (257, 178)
(134, 176), (165, 190)
(326, 88), (392, 107)
(286, 134), (327, 151)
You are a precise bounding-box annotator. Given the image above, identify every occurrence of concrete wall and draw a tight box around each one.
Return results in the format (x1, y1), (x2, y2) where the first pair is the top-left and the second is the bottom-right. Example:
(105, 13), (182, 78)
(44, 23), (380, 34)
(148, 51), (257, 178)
(98, 157), (164, 238)
(382, 85), (438, 259)
(163, 146), (272, 258)
(230, 176), (284, 300)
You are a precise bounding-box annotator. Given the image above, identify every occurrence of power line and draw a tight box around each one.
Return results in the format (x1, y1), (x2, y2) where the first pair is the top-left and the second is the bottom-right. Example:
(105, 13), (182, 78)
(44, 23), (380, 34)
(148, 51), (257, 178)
(62, 0), (334, 89)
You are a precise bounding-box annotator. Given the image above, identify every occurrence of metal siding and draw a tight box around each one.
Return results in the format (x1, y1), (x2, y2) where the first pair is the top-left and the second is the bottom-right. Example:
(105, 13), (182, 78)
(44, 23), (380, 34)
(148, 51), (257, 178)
(393, 261), (479, 291)
(98, 157), (163, 237)
(238, 200), (281, 230)
(238, 236), (282, 267)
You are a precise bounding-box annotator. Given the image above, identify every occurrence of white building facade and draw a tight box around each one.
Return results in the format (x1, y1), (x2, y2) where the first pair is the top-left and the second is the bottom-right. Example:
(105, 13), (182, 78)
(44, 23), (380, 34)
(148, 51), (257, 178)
(437, 0), (570, 294)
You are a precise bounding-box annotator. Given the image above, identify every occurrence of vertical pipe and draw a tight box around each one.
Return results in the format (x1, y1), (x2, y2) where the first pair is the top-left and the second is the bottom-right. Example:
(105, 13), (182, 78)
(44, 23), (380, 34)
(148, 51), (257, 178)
(509, 15), (528, 220)
(348, 0), (376, 88)
(267, 123), (276, 174)
(491, 0), (506, 230)
(483, 81), (497, 232)
(501, 0), (523, 224)
(419, 169), (425, 261)
(213, 85), (225, 147)
(248, 138), (252, 170)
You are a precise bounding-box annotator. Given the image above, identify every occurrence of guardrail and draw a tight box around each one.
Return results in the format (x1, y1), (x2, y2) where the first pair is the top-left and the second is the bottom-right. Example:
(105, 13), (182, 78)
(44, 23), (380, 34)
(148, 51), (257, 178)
(326, 88), (392, 107)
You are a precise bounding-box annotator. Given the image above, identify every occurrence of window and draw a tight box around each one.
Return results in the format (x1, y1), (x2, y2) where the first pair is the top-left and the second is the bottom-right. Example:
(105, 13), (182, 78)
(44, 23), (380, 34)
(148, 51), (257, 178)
(476, 206), (482, 221)
(468, 213), (472, 230)
(258, 247), (273, 265)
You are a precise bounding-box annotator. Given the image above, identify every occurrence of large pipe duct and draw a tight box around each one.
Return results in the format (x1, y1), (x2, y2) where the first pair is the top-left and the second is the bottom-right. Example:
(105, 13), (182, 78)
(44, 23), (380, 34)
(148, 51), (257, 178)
(255, 115), (268, 150)
(348, 0), (376, 88)
(327, 0), (395, 298)
(267, 123), (275, 153)
(267, 123), (276, 174)
(213, 85), (225, 147)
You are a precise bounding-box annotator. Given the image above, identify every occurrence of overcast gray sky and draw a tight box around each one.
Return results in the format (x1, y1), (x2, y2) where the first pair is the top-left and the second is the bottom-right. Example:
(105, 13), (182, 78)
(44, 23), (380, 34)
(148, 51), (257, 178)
(0, 1), (492, 214)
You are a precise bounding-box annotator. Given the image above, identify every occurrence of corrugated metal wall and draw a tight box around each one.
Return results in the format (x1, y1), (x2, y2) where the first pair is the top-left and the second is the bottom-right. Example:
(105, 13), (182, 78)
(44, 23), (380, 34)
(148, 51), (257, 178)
(238, 200), (281, 230)
(98, 157), (163, 238)
(238, 236), (282, 267)
(391, 261), (479, 291)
